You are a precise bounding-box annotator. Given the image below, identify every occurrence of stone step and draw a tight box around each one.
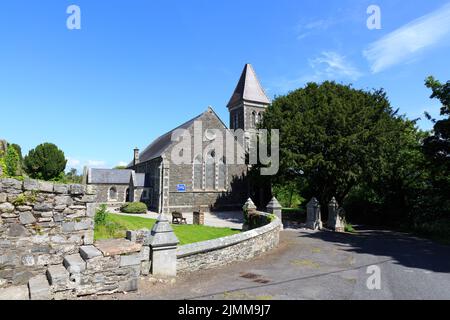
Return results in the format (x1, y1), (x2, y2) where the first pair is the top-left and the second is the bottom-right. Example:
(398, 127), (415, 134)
(63, 254), (86, 274)
(79, 245), (102, 261)
(28, 275), (50, 300)
(46, 265), (70, 291)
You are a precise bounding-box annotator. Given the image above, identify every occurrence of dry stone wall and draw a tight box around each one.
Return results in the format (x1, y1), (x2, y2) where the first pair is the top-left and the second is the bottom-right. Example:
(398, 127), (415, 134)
(0, 178), (97, 290)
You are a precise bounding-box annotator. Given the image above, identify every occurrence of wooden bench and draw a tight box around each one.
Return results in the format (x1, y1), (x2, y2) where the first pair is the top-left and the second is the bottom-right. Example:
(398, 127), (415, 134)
(172, 211), (187, 225)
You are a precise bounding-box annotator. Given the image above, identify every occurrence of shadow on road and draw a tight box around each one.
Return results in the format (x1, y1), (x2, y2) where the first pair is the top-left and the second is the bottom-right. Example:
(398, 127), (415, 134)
(298, 227), (450, 273)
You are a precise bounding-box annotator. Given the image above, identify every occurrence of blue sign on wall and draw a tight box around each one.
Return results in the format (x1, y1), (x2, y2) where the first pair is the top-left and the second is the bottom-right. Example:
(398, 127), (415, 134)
(177, 184), (186, 192)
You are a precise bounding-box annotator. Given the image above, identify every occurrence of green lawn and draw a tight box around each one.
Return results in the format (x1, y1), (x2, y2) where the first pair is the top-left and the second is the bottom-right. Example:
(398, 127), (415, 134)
(94, 213), (241, 245)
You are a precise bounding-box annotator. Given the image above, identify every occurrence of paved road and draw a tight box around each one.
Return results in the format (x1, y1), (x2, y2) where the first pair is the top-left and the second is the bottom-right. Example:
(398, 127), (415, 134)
(103, 227), (450, 300)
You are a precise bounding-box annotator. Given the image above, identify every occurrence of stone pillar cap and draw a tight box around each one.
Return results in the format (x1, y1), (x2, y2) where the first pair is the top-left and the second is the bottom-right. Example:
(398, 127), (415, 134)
(243, 198), (257, 210)
(147, 214), (179, 247)
(329, 197), (338, 205)
(266, 197), (282, 209)
(307, 197), (320, 206)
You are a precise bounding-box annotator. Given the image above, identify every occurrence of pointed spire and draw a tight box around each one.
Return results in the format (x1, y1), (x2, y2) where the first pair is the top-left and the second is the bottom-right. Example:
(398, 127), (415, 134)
(227, 64), (271, 108)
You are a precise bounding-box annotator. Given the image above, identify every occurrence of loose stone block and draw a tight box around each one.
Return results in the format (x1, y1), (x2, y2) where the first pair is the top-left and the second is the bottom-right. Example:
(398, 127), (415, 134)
(63, 254), (86, 274)
(28, 275), (50, 300)
(54, 196), (72, 206)
(0, 285), (29, 300)
(74, 219), (93, 231)
(79, 245), (102, 260)
(120, 253), (142, 267)
(140, 261), (151, 276)
(46, 265), (69, 286)
(19, 212), (36, 225)
(0, 193), (7, 203)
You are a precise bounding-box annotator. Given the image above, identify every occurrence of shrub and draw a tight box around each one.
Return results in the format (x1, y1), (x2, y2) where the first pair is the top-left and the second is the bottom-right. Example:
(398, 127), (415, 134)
(120, 202), (148, 214)
(95, 204), (109, 226)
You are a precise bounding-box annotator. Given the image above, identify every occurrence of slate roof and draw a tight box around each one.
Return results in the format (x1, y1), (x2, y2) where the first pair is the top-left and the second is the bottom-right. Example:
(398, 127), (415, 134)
(227, 64), (271, 108)
(88, 168), (145, 187)
(128, 107), (227, 167)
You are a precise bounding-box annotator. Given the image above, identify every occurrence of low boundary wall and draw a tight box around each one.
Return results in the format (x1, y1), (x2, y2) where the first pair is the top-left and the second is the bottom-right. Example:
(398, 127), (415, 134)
(177, 213), (282, 273)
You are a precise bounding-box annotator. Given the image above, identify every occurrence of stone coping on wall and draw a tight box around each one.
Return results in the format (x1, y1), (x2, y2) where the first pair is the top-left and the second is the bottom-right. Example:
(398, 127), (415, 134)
(177, 213), (281, 258)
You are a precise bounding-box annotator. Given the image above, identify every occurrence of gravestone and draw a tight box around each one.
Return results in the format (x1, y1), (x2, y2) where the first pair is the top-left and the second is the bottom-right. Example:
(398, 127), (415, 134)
(306, 198), (323, 231)
(327, 197), (345, 232)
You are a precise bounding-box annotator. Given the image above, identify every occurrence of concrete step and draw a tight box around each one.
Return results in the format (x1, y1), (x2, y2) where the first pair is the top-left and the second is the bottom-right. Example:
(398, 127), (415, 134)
(63, 254), (86, 274)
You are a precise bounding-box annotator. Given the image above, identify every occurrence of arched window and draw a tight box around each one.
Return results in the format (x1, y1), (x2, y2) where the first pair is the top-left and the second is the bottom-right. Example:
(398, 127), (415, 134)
(108, 186), (118, 201)
(205, 151), (215, 190)
(252, 111), (257, 127)
(257, 112), (262, 125)
(234, 113), (239, 129)
(218, 157), (227, 190)
(193, 155), (202, 190)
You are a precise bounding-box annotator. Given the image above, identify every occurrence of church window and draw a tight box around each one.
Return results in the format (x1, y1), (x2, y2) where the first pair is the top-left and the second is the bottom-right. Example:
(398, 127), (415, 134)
(205, 151), (215, 190)
(234, 112), (239, 129)
(108, 186), (118, 201)
(252, 111), (256, 127)
(257, 112), (262, 124)
(193, 155), (202, 190)
(218, 157), (227, 190)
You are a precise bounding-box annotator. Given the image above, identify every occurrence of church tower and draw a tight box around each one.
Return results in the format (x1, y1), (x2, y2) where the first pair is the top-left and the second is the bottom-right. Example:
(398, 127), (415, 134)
(227, 64), (271, 131)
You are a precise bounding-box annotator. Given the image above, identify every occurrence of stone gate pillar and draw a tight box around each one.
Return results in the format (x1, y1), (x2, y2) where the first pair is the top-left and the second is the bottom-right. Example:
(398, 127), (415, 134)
(266, 197), (282, 229)
(242, 198), (257, 231)
(327, 197), (344, 232)
(306, 198), (323, 231)
(147, 214), (179, 277)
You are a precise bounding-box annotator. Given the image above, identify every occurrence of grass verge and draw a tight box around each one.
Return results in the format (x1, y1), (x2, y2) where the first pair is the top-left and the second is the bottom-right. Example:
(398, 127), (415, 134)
(94, 213), (241, 245)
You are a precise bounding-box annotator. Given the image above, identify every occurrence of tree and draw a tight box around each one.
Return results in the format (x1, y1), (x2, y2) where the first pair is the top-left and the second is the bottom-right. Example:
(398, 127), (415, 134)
(423, 76), (450, 168)
(4, 145), (20, 177)
(261, 81), (413, 211)
(24, 143), (67, 180)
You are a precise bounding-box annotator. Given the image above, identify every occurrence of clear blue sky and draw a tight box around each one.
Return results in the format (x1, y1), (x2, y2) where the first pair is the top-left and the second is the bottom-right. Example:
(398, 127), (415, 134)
(1, 0), (449, 171)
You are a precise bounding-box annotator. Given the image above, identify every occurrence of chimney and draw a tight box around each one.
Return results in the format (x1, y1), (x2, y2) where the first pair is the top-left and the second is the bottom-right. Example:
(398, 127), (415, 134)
(133, 147), (140, 166)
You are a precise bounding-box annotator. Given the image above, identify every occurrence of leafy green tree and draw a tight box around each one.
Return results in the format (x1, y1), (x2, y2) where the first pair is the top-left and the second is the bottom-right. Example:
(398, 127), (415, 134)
(261, 81), (416, 213)
(24, 143), (67, 180)
(4, 145), (20, 177)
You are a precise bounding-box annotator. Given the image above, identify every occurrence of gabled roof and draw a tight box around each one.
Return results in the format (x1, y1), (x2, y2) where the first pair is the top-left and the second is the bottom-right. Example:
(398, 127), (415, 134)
(227, 64), (271, 108)
(129, 107), (226, 166)
(88, 168), (146, 187)
(88, 168), (133, 184)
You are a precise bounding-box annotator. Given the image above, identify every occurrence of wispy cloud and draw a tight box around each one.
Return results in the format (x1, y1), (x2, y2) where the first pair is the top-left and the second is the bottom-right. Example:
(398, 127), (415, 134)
(117, 161), (127, 167)
(310, 52), (362, 81)
(87, 160), (107, 168)
(296, 19), (336, 40)
(271, 51), (362, 92)
(364, 3), (450, 73)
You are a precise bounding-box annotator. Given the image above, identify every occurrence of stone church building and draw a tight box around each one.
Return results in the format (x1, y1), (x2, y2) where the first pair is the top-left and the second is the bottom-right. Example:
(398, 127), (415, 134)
(85, 64), (271, 213)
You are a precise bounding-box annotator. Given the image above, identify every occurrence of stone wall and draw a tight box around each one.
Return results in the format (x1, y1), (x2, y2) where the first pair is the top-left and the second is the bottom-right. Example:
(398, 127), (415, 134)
(177, 213), (281, 273)
(0, 178), (96, 290)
